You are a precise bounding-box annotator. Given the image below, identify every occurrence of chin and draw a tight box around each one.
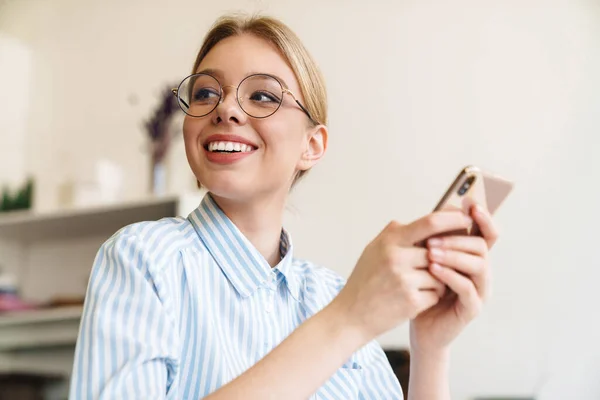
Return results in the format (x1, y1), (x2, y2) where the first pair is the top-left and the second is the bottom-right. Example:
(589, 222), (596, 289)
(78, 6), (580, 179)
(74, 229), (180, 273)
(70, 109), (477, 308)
(199, 172), (255, 201)
(200, 173), (290, 204)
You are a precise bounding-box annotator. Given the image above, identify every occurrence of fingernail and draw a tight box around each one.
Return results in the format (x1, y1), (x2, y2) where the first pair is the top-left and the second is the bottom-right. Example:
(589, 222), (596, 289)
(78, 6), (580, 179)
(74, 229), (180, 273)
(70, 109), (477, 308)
(475, 204), (485, 214)
(464, 215), (473, 225)
(428, 238), (443, 247)
(429, 247), (444, 260)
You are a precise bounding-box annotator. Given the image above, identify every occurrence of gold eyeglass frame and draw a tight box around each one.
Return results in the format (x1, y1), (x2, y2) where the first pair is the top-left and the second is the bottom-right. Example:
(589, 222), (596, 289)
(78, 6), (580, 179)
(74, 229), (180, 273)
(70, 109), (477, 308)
(171, 72), (317, 124)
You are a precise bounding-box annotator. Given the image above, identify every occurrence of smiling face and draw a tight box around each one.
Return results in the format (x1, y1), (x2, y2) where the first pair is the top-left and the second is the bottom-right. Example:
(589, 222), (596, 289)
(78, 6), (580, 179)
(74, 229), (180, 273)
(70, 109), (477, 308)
(182, 33), (327, 203)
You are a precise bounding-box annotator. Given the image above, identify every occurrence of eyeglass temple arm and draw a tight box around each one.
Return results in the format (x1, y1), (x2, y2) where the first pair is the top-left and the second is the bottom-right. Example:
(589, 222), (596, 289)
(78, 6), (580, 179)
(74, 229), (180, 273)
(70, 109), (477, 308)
(171, 88), (190, 109)
(284, 89), (318, 125)
(295, 100), (317, 124)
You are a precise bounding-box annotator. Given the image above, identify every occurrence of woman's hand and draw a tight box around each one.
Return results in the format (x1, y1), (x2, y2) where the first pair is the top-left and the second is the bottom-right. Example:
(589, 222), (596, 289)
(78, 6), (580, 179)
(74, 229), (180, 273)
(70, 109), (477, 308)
(409, 203), (498, 356)
(331, 210), (474, 343)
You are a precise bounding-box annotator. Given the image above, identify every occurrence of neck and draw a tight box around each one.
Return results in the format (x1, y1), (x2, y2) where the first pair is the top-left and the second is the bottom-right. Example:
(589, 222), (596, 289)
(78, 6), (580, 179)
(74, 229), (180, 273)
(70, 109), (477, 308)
(210, 191), (287, 267)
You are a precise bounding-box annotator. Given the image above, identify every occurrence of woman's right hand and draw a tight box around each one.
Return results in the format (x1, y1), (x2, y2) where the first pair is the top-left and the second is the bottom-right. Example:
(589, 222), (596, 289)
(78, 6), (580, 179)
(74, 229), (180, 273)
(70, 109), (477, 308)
(332, 210), (473, 342)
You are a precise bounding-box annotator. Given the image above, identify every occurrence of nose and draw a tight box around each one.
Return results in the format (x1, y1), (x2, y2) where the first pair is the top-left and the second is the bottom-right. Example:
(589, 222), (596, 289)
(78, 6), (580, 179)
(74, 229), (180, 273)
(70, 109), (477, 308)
(212, 85), (247, 125)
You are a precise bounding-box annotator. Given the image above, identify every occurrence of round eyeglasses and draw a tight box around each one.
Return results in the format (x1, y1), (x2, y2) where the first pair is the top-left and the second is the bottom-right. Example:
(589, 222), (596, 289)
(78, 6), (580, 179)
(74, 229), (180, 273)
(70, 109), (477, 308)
(171, 73), (316, 123)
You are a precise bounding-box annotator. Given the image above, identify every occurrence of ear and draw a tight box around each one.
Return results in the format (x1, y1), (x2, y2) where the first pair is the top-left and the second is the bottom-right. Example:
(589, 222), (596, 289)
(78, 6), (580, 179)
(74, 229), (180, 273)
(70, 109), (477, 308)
(297, 124), (328, 171)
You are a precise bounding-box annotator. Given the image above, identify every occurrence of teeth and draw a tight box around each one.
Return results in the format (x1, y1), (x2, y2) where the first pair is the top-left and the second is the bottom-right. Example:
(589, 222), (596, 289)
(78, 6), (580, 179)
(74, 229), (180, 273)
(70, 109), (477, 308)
(207, 141), (254, 152)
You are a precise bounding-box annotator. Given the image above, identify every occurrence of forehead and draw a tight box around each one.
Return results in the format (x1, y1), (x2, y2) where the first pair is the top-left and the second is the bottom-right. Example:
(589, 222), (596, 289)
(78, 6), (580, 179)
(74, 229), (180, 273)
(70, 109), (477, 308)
(196, 33), (299, 90)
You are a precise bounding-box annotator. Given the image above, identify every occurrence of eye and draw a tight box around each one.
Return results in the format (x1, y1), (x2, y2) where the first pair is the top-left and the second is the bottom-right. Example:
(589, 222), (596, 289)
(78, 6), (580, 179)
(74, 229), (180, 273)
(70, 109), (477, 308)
(193, 88), (220, 102)
(249, 90), (280, 103)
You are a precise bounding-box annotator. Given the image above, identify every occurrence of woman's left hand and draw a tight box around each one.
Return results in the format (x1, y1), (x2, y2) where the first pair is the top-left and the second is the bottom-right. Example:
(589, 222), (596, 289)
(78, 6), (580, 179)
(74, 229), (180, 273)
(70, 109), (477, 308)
(409, 203), (498, 355)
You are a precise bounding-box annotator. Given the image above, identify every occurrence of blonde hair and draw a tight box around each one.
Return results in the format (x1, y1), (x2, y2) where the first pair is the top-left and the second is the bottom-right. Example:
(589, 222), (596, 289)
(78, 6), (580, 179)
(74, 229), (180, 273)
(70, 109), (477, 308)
(191, 13), (328, 185)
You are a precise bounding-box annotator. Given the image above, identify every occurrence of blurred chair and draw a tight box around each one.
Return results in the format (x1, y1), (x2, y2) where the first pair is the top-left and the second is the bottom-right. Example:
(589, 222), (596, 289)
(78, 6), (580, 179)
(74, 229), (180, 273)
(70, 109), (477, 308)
(384, 348), (411, 400)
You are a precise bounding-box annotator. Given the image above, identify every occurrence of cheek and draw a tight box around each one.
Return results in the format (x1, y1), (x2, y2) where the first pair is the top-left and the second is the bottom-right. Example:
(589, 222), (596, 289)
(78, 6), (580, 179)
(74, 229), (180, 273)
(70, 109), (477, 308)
(183, 117), (203, 147)
(257, 118), (306, 156)
(182, 116), (195, 139)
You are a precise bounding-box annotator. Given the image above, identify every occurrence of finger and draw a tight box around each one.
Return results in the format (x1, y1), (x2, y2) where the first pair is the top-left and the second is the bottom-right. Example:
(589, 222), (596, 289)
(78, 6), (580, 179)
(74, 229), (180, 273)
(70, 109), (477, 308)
(428, 249), (488, 298)
(427, 235), (488, 257)
(471, 204), (499, 248)
(411, 269), (446, 292)
(414, 290), (440, 314)
(430, 263), (482, 319)
(421, 282), (447, 300)
(428, 249), (483, 276)
(387, 247), (429, 269)
(398, 211), (473, 246)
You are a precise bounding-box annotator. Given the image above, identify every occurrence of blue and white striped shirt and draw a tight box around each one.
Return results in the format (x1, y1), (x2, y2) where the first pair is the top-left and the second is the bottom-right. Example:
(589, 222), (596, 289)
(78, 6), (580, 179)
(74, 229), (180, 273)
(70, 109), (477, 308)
(70, 193), (403, 399)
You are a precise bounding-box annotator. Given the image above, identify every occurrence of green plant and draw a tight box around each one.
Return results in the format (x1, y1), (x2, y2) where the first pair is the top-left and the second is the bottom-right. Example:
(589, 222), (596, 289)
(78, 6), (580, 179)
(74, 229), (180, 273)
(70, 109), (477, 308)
(0, 178), (34, 212)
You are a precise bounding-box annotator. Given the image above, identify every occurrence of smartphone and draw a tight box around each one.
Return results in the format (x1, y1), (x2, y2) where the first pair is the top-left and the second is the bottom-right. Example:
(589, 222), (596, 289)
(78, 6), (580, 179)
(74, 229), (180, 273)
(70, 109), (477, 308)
(432, 165), (514, 237)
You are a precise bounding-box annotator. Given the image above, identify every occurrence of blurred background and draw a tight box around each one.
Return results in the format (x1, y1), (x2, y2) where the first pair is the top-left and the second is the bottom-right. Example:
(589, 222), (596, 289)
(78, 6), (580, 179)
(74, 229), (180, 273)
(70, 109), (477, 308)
(0, 0), (599, 399)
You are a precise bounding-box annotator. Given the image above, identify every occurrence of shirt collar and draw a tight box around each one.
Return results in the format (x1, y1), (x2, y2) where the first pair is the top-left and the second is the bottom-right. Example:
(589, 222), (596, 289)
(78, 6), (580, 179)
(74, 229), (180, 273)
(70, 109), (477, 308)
(188, 193), (299, 301)
(276, 228), (300, 301)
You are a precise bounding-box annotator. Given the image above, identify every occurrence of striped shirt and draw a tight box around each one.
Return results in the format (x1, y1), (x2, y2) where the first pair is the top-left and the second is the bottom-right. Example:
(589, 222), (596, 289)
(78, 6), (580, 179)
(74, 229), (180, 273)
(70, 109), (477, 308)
(70, 193), (403, 399)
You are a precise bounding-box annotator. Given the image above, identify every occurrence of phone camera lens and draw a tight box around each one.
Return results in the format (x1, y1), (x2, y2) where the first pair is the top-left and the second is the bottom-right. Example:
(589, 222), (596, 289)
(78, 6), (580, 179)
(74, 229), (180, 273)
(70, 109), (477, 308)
(457, 176), (476, 196)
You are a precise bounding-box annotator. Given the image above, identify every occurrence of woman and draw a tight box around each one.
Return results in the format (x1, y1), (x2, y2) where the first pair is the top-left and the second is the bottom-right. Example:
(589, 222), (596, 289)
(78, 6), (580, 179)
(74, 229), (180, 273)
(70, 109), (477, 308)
(70, 14), (497, 400)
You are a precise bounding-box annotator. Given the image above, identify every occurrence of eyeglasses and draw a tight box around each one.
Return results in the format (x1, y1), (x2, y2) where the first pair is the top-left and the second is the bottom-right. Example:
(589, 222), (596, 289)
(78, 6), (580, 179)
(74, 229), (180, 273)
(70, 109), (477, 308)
(171, 73), (316, 124)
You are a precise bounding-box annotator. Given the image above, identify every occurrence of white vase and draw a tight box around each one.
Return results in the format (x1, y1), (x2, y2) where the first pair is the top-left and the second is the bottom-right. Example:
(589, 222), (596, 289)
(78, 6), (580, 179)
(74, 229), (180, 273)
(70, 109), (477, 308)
(151, 160), (167, 196)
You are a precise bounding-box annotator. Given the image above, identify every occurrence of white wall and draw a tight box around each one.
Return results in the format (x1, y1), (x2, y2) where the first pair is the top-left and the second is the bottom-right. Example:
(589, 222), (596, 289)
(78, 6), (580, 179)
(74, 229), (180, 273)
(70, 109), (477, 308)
(1, 0), (599, 398)
(0, 33), (31, 187)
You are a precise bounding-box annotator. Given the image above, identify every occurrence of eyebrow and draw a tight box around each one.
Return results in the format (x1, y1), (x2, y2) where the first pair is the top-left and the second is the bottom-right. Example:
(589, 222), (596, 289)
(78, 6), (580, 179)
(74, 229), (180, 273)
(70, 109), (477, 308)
(195, 68), (290, 89)
(196, 68), (224, 78)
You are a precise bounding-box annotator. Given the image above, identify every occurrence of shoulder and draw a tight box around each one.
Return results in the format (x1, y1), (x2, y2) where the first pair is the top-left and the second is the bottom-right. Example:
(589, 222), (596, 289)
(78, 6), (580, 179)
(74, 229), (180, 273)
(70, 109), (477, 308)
(96, 216), (197, 276)
(292, 258), (347, 300)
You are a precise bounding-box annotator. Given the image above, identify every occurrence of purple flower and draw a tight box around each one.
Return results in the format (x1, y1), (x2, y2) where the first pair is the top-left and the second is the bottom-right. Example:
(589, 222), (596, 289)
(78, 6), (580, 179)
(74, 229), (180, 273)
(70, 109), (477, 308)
(143, 85), (181, 163)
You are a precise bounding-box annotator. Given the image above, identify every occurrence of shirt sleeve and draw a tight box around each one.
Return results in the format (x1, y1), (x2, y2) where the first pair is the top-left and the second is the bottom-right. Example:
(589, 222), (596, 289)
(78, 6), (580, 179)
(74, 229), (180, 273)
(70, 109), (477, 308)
(308, 265), (404, 399)
(69, 232), (179, 400)
(359, 341), (404, 399)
